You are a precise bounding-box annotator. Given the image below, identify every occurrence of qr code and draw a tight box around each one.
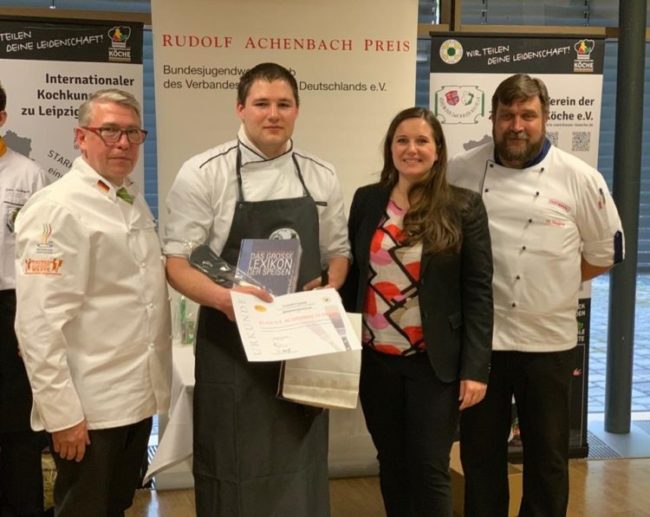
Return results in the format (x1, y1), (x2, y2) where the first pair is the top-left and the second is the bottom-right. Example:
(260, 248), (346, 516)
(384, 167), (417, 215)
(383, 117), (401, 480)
(547, 131), (559, 147)
(572, 131), (590, 152)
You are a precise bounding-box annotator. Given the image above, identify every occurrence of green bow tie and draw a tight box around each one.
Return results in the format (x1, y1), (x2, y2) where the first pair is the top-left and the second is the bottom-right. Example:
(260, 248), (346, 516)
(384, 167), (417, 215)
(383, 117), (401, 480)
(116, 187), (134, 205)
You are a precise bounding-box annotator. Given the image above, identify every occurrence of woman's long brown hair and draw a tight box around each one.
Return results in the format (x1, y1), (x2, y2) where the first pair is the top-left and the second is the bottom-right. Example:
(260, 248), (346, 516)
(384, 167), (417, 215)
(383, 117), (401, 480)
(379, 107), (461, 254)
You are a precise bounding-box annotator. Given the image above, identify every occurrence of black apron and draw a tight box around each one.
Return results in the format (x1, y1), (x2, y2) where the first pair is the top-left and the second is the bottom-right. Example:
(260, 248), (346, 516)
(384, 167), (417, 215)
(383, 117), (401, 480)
(193, 149), (330, 517)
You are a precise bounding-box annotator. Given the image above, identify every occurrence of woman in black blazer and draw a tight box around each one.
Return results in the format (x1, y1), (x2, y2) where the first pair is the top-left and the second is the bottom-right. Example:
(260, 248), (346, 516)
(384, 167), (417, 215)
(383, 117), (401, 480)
(341, 107), (493, 517)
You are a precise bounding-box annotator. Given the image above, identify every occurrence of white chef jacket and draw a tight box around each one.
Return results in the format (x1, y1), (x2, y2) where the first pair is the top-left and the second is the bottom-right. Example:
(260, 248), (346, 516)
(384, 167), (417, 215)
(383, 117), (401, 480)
(0, 144), (48, 290)
(163, 127), (350, 263)
(447, 142), (623, 352)
(14, 157), (172, 432)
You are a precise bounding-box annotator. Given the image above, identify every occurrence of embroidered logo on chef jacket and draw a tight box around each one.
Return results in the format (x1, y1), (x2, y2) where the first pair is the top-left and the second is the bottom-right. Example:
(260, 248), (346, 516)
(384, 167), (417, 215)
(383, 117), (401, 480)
(5, 205), (20, 233)
(3, 187), (31, 233)
(23, 257), (63, 275)
(25, 223), (63, 273)
(40, 224), (52, 244)
(548, 198), (571, 212)
(33, 224), (57, 255)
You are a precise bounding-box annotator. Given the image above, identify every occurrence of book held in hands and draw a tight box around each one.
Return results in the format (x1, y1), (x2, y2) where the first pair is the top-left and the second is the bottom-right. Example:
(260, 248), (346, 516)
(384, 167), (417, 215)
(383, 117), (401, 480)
(236, 238), (302, 296)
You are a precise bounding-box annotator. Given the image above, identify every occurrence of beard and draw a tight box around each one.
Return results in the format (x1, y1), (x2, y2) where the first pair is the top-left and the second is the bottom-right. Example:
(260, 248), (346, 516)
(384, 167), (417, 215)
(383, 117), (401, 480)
(493, 129), (545, 168)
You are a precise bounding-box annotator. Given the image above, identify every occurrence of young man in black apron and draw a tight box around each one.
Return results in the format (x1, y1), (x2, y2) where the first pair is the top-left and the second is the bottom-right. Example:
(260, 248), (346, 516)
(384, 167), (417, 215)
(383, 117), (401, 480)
(164, 63), (350, 517)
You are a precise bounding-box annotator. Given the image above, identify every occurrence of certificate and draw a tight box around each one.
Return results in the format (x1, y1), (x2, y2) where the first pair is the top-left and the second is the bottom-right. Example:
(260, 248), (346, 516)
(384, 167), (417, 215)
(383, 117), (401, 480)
(231, 287), (361, 362)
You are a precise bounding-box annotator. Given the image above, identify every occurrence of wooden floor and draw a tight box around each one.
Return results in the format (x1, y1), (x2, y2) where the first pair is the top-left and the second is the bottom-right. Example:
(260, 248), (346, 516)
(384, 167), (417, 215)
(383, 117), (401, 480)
(126, 458), (650, 516)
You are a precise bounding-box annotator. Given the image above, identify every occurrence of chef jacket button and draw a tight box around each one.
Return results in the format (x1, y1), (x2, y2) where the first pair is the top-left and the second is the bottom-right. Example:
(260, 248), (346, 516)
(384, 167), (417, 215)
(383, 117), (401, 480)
(512, 302), (517, 307)
(521, 245), (526, 251)
(489, 163), (494, 168)
(528, 218), (533, 223)
(516, 275), (521, 280)
(148, 303), (154, 309)
(484, 188), (489, 193)
(148, 342), (155, 349)
(535, 191), (540, 197)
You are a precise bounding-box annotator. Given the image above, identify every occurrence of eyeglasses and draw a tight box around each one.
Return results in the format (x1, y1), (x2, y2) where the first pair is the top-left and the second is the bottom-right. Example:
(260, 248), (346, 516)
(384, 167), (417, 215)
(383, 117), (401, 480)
(82, 126), (148, 145)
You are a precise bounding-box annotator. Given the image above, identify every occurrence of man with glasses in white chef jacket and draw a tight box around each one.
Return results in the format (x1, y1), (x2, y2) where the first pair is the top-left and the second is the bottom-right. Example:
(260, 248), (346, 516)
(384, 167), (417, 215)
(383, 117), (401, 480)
(14, 89), (171, 517)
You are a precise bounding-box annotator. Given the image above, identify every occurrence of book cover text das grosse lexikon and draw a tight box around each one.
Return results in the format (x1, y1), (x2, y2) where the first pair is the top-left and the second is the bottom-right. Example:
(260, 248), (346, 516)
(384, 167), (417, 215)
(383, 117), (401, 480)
(236, 238), (302, 296)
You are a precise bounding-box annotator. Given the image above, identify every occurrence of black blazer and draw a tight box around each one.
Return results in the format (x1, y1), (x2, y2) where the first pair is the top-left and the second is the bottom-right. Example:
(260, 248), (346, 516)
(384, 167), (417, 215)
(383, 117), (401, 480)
(341, 183), (493, 384)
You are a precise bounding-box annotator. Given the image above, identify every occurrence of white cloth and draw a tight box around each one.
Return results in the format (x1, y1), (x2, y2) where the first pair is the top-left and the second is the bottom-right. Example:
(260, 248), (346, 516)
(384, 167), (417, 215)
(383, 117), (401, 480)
(447, 142), (623, 352)
(144, 345), (195, 484)
(0, 146), (47, 290)
(163, 127), (350, 264)
(14, 157), (172, 432)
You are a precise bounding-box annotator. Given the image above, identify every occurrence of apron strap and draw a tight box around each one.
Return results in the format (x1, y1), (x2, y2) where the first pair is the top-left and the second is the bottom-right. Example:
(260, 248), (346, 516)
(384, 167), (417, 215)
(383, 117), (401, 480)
(291, 154), (314, 200)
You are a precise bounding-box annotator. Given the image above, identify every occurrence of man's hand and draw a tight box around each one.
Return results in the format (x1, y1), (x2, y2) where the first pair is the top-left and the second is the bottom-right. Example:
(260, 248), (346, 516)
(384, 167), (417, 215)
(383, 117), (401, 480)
(303, 275), (325, 291)
(52, 420), (91, 462)
(166, 256), (272, 321)
(581, 256), (612, 282)
(459, 380), (487, 411)
(303, 256), (350, 291)
(217, 284), (273, 321)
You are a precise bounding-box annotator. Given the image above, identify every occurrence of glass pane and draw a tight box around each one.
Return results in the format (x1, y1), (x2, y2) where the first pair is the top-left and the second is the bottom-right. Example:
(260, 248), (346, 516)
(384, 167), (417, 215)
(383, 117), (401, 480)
(459, 0), (650, 26)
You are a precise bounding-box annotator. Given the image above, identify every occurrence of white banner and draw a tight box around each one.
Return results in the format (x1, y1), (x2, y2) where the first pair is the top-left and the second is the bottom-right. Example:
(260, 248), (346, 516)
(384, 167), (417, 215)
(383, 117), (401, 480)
(429, 35), (605, 168)
(0, 19), (145, 186)
(151, 0), (418, 223)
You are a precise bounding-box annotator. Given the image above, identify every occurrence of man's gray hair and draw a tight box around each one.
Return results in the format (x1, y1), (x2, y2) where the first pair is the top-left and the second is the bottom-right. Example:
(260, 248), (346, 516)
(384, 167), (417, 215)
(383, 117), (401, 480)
(78, 89), (141, 126)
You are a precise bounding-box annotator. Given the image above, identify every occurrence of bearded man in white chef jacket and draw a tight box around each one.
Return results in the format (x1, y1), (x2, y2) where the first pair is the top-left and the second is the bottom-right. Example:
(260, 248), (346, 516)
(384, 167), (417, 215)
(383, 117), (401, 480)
(447, 74), (624, 517)
(14, 89), (171, 517)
